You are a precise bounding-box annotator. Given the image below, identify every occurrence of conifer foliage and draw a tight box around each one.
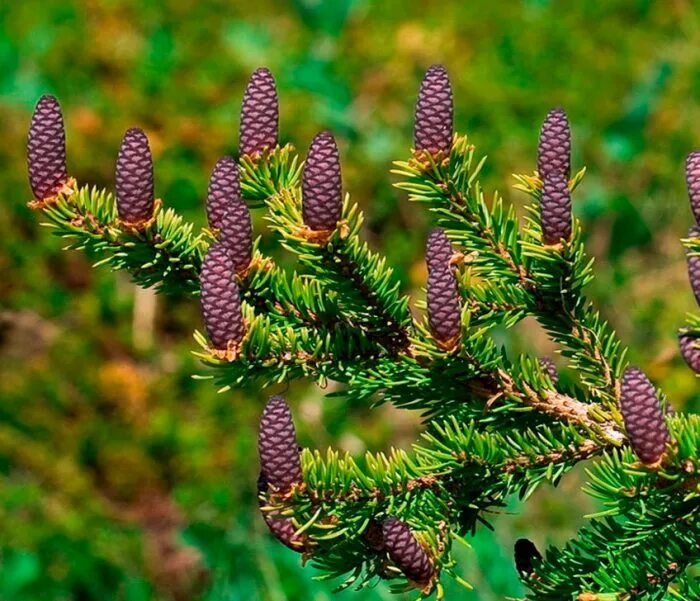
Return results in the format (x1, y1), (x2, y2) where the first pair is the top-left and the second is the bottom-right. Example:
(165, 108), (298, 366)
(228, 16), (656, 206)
(24, 65), (700, 599)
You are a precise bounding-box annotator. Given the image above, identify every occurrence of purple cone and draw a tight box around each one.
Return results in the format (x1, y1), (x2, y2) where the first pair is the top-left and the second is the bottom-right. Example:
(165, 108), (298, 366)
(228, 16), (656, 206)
(239, 67), (279, 157)
(686, 152), (700, 226)
(206, 156), (240, 231)
(382, 517), (434, 584)
(537, 108), (571, 179)
(258, 396), (302, 491)
(620, 366), (670, 464)
(414, 65), (453, 156)
(302, 131), (342, 231)
(27, 95), (68, 200)
(116, 128), (155, 224)
(540, 172), (572, 244)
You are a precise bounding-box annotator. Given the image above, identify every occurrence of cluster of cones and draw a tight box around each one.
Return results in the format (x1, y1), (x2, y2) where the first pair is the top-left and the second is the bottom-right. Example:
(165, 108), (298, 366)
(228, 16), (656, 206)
(257, 395), (435, 586)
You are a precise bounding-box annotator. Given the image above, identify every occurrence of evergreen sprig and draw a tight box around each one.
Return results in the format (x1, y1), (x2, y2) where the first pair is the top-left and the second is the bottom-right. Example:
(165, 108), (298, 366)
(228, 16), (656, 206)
(24, 66), (700, 599)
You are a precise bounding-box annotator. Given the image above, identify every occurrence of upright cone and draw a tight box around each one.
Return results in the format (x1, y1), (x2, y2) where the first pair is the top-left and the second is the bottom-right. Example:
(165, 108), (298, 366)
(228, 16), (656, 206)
(200, 244), (244, 351)
(206, 156), (240, 231)
(679, 332), (700, 374)
(382, 517), (434, 584)
(540, 172), (572, 244)
(27, 95), (68, 201)
(239, 67), (279, 157)
(686, 152), (700, 226)
(116, 128), (155, 225)
(414, 65), (453, 157)
(302, 131), (342, 232)
(258, 396), (302, 491)
(537, 108), (571, 179)
(426, 230), (461, 348)
(220, 201), (252, 274)
(620, 366), (670, 465)
(686, 227), (700, 307)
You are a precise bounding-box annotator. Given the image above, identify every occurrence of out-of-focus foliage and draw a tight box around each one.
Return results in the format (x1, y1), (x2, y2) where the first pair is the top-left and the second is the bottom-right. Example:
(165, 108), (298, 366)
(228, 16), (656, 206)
(1, 1), (699, 599)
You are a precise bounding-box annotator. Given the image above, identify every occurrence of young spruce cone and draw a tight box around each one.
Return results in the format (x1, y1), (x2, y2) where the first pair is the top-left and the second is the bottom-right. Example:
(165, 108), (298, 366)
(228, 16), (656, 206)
(302, 131), (342, 231)
(200, 244), (244, 351)
(414, 64), (453, 157)
(620, 366), (670, 465)
(27, 95), (68, 200)
(427, 261), (461, 348)
(514, 538), (542, 578)
(537, 107), (571, 179)
(679, 332), (700, 374)
(256, 472), (303, 552)
(686, 226), (700, 306)
(686, 152), (700, 226)
(116, 128), (155, 225)
(540, 172), (572, 244)
(220, 201), (253, 274)
(539, 357), (559, 385)
(258, 396), (302, 491)
(382, 517), (434, 584)
(206, 156), (240, 231)
(239, 67), (279, 157)
(425, 228), (454, 272)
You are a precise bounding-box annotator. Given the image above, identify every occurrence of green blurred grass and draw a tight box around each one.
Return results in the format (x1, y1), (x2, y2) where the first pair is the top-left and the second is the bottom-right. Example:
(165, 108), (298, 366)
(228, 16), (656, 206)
(2, 1), (700, 599)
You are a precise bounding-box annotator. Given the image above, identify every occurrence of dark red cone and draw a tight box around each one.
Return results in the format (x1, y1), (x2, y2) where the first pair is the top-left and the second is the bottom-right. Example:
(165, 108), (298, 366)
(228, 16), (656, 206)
(302, 131), (342, 231)
(620, 367), (670, 464)
(686, 226), (700, 307)
(200, 243), (244, 350)
(206, 156), (240, 231)
(27, 95), (68, 200)
(382, 517), (434, 584)
(686, 152), (700, 226)
(239, 67), (279, 157)
(540, 172), (572, 244)
(220, 201), (252, 274)
(537, 108), (571, 179)
(258, 396), (302, 491)
(426, 228), (454, 272)
(116, 128), (155, 224)
(679, 332), (700, 374)
(427, 262), (461, 347)
(514, 538), (541, 578)
(539, 357), (558, 385)
(414, 65), (453, 157)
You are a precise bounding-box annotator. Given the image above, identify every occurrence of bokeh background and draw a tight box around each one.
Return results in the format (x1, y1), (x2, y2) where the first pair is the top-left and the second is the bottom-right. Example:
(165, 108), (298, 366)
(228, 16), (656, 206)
(2, 1), (700, 599)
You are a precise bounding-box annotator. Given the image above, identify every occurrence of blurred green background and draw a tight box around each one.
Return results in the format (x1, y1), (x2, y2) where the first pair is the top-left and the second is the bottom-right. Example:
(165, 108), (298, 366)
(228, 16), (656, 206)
(2, 1), (700, 599)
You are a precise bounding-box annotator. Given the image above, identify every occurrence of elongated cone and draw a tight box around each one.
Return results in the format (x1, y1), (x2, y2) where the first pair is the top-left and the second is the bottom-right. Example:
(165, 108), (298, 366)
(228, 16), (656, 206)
(414, 64), (453, 156)
(679, 332), (700, 374)
(541, 172), (572, 244)
(620, 367), (670, 464)
(220, 201), (253, 274)
(537, 107), (571, 179)
(686, 152), (700, 226)
(206, 156), (240, 230)
(256, 472), (303, 552)
(258, 396), (302, 491)
(200, 244), (244, 350)
(382, 517), (434, 584)
(239, 67), (279, 157)
(539, 357), (558, 385)
(427, 260), (461, 347)
(426, 228), (453, 272)
(27, 95), (68, 200)
(302, 131), (342, 231)
(514, 538), (541, 578)
(686, 226), (700, 306)
(116, 128), (155, 224)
